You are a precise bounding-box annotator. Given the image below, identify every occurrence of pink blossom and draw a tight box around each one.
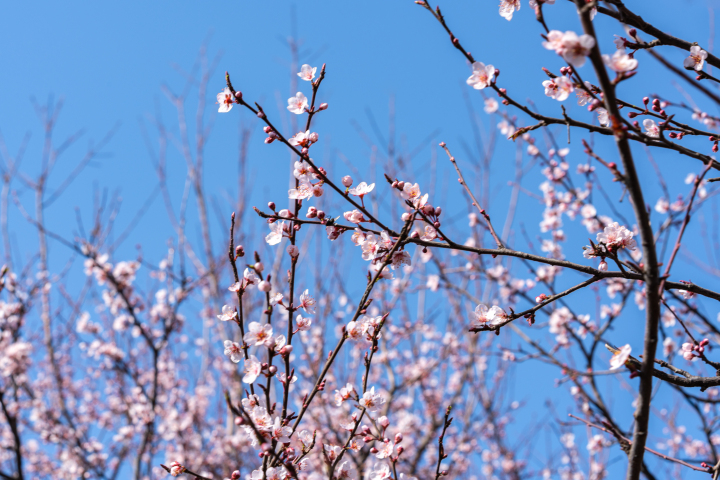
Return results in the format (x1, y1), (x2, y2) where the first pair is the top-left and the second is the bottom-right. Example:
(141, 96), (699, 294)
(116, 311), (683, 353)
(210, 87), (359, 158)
(344, 209), (367, 224)
(609, 344), (631, 369)
(295, 314), (312, 331)
(663, 337), (677, 358)
(243, 355), (262, 384)
(596, 222), (637, 251)
(223, 340), (243, 363)
(271, 417), (292, 443)
(169, 461), (186, 476)
(499, 0), (521, 20)
(643, 119), (660, 137)
(603, 50), (638, 72)
(400, 182), (428, 209)
(217, 304), (237, 322)
(244, 322), (274, 347)
(484, 97), (499, 113)
(543, 30), (596, 67)
(467, 62), (495, 90)
(542, 76), (574, 101)
(297, 64), (317, 81)
(266, 221), (286, 245)
(287, 92), (308, 114)
(288, 130), (317, 148)
(335, 383), (356, 406)
(473, 303), (506, 325)
(299, 289), (316, 314)
(359, 386), (385, 415)
(217, 88), (234, 113)
(349, 181), (375, 198)
(684, 46), (708, 71)
(420, 225), (438, 241)
(596, 107), (609, 127)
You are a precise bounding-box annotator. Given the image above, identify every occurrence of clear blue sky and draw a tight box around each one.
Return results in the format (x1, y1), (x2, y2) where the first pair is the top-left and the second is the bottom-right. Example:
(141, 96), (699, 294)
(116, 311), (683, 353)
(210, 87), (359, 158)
(3, 1), (720, 478)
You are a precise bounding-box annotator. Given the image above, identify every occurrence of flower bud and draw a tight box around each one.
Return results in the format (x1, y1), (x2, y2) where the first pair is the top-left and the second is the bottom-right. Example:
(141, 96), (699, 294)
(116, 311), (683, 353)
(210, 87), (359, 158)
(535, 294), (548, 303)
(258, 280), (271, 292)
(598, 260), (608, 272)
(370, 447), (379, 454)
(379, 416), (390, 428)
(287, 245), (299, 258)
(700, 338), (710, 347)
(257, 111), (266, 119)
(410, 231), (420, 239)
(363, 435), (374, 443)
(713, 143), (718, 153)
(318, 103), (328, 111)
(234, 417), (244, 425)
(309, 132), (319, 143)
(235, 245), (245, 257)
(395, 433), (403, 444)
(232, 471), (241, 480)
(268, 202), (276, 211)
(361, 425), (371, 434)
(307, 206), (318, 218)
(433, 221), (441, 228)
(268, 365), (277, 374)
(301, 147), (309, 155)
(263, 126), (272, 134)
(422, 205), (434, 215)
(397, 181), (405, 190)
(628, 28), (637, 37)
(397, 446), (404, 454)
(401, 212), (411, 221)
(255, 262), (264, 272)
(434, 206), (442, 216)
(280, 345), (294, 356)
(342, 175), (353, 187)
(264, 137), (275, 144)
(234, 91), (243, 100)
(642, 97), (649, 105)
(628, 111), (638, 118)
(317, 210), (326, 220)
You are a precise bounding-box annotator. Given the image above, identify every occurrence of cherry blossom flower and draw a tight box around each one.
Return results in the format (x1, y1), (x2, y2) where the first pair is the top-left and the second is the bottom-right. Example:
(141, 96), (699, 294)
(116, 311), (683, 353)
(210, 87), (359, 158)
(327, 225), (344, 240)
(643, 119), (660, 137)
(348, 181), (375, 198)
(499, 0), (521, 20)
(375, 440), (394, 459)
(243, 268), (260, 288)
(271, 417), (292, 443)
(344, 209), (367, 224)
(596, 107), (609, 127)
(243, 355), (262, 384)
(335, 383), (356, 406)
(603, 50), (638, 72)
(609, 344), (631, 369)
(484, 97), (499, 113)
(680, 288), (695, 300)
(542, 76), (574, 101)
(266, 221), (288, 246)
(596, 222), (637, 251)
(543, 30), (595, 67)
(390, 250), (412, 269)
(473, 303), (506, 325)
(244, 322), (274, 347)
(169, 461), (186, 476)
(663, 337), (677, 358)
(216, 304), (237, 322)
(359, 386), (385, 415)
(287, 92), (308, 114)
(217, 88), (235, 113)
(223, 340), (243, 363)
(295, 314), (312, 331)
(270, 293), (283, 306)
(337, 461), (357, 480)
(576, 81), (594, 106)
(288, 130), (317, 148)
(297, 64), (317, 81)
(401, 182), (428, 208)
(467, 62), (496, 90)
(368, 463), (392, 480)
(299, 289), (316, 314)
(293, 160), (313, 181)
(420, 225), (437, 241)
(289, 180), (320, 200)
(684, 46), (708, 71)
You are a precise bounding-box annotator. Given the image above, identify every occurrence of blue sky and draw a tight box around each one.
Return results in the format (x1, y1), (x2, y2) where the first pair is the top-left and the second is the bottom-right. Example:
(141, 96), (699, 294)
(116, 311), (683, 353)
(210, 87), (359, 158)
(3, 0), (720, 477)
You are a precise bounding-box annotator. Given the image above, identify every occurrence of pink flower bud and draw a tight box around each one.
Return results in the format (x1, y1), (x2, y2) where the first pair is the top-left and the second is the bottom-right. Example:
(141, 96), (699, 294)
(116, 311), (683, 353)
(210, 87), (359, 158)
(370, 447), (379, 454)
(234, 417), (244, 425)
(598, 260), (608, 272)
(309, 132), (319, 143)
(268, 365), (277, 374)
(395, 433), (403, 444)
(713, 143), (719, 153)
(410, 231), (420, 239)
(682, 351), (695, 361)
(287, 245), (299, 258)
(397, 446), (404, 454)
(234, 91), (243, 100)
(379, 416), (390, 428)
(433, 221), (441, 228)
(318, 103), (328, 111)
(264, 137), (275, 144)
(255, 262), (264, 272)
(258, 280), (271, 292)
(422, 205), (434, 215)
(232, 471), (241, 480)
(363, 435), (373, 443)
(301, 147), (309, 155)
(268, 202), (276, 211)
(700, 338), (710, 347)
(401, 212), (411, 221)
(628, 28), (637, 37)
(317, 210), (326, 220)
(280, 345), (293, 356)
(642, 97), (649, 105)
(263, 126), (272, 133)
(342, 175), (353, 187)
(257, 111), (266, 119)
(434, 207), (442, 216)
(535, 294), (548, 303)
(306, 206), (318, 218)
(235, 245), (245, 257)
(397, 181), (405, 190)
(628, 111), (638, 118)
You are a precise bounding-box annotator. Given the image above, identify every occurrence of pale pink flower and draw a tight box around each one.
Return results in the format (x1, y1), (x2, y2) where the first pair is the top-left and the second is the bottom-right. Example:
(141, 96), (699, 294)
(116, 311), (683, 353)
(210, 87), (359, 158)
(368, 463), (392, 480)
(643, 119), (660, 137)
(359, 386), (385, 415)
(344, 209), (367, 224)
(467, 62), (496, 90)
(223, 340), (243, 363)
(295, 314), (312, 331)
(243, 268), (260, 288)
(596, 222), (637, 251)
(287, 245), (299, 258)
(244, 322), (274, 347)
(335, 383), (356, 406)
(266, 221), (286, 245)
(542, 30), (564, 52)
(426, 274), (440, 292)
(349, 182), (375, 198)
(287, 92), (309, 114)
(603, 50), (638, 72)
(576, 84), (592, 104)
(420, 225), (438, 241)
(655, 197), (669, 214)
(542, 76), (574, 101)
(297, 64), (317, 81)
(243, 355), (262, 384)
(288, 130), (317, 148)
(326, 225), (344, 240)
(375, 440), (394, 459)
(596, 107), (609, 127)
(473, 303), (506, 325)
(217, 88), (234, 113)
(684, 46), (708, 71)
(169, 461), (186, 476)
(544, 31), (595, 67)
(609, 344), (631, 369)
(401, 182), (428, 208)
(499, 0), (521, 20)
(293, 160), (312, 180)
(217, 304), (237, 322)
(289, 180), (323, 200)
(663, 337), (677, 358)
(271, 417), (292, 443)
(484, 97), (499, 113)
(680, 289), (695, 300)
(299, 289), (316, 314)
(270, 293), (283, 306)
(613, 35), (627, 50)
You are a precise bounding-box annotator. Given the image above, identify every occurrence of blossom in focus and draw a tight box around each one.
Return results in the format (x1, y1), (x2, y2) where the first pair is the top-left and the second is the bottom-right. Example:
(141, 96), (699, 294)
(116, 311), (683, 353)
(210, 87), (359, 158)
(603, 50), (638, 72)
(217, 304), (237, 322)
(266, 221), (286, 246)
(217, 88), (234, 113)
(596, 108), (609, 127)
(243, 355), (262, 384)
(295, 314), (312, 331)
(643, 119), (660, 138)
(401, 182), (428, 209)
(169, 462), (186, 476)
(298, 64), (317, 81)
(244, 322), (274, 347)
(299, 289), (317, 314)
(287, 92), (309, 114)
(543, 30), (596, 67)
(596, 222), (637, 251)
(499, 0), (521, 20)
(684, 46), (708, 71)
(609, 344), (631, 369)
(473, 303), (506, 325)
(223, 340), (243, 363)
(344, 209), (367, 224)
(420, 225), (438, 241)
(359, 386), (385, 415)
(542, 76), (574, 101)
(288, 130), (318, 148)
(335, 383), (356, 406)
(348, 182), (375, 198)
(467, 62), (496, 90)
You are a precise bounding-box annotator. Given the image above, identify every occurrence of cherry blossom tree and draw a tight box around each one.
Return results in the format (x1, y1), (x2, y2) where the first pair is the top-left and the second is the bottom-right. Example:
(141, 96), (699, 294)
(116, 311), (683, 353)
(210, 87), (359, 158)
(3, 2), (720, 480)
